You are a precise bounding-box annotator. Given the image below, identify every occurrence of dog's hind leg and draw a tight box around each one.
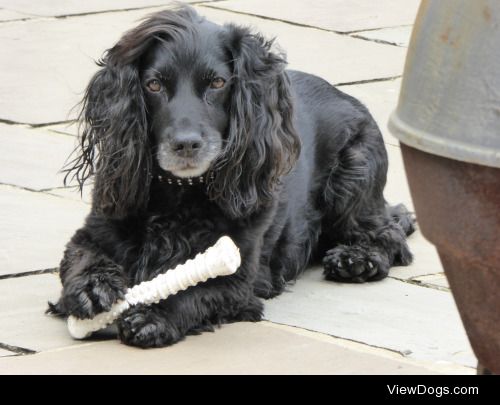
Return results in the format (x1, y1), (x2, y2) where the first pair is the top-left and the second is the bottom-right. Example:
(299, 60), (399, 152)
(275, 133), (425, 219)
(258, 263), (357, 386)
(318, 122), (415, 283)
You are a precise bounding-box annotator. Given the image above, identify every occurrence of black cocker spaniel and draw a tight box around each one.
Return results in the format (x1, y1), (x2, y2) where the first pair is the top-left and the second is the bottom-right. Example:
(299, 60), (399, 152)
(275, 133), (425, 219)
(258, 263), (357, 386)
(49, 5), (415, 348)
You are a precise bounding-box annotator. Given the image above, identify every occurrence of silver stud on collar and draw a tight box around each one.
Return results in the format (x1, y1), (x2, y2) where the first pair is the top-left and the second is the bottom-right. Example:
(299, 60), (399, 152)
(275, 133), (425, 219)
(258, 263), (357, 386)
(156, 173), (213, 186)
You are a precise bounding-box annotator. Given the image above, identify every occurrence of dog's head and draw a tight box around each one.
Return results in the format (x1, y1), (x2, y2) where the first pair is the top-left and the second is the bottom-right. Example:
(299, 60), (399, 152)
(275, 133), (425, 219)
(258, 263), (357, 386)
(67, 5), (300, 219)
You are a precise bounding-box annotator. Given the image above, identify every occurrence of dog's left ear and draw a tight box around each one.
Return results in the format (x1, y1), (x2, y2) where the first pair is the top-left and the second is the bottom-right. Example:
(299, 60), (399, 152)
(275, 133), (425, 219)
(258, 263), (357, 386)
(210, 26), (301, 219)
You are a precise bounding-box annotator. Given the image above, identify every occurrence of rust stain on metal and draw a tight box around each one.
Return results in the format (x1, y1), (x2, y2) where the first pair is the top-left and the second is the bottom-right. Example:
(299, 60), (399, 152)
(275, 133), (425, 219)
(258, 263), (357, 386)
(440, 27), (451, 43)
(401, 144), (500, 374)
(483, 6), (492, 22)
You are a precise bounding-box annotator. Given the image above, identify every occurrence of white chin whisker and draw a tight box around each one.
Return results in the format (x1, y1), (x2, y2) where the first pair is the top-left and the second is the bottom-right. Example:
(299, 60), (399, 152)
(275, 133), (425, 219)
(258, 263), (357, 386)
(168, 161), (212, 178)
(173, 168), (206, 178)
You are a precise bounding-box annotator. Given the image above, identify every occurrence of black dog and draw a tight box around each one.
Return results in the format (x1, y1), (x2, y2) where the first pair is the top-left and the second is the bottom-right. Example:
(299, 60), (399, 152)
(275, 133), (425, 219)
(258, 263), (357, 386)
(49, 5), (415, 348)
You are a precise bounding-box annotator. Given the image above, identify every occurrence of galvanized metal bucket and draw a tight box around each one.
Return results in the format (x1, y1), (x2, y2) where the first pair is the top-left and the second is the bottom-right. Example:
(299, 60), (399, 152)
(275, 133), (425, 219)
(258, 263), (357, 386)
(389, 0), (500, 374)
(390, 0), (500, 168)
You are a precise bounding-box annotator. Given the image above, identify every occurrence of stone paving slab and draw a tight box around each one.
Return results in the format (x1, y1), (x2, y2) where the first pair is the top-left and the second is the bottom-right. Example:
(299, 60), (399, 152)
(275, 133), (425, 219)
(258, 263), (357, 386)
(0, 321), (448, 375)
(0, 0), (198, 18)
(0, 124), (76, 191)
(199, 6), (407, 86)
(207, 0), (421, 33)
(352, 26), (414, 47)
(0, 185), (88, 275)
(0, 5), (407, 124)
(0, 273), (79, 352)
(264, 269), (476, 368)
(0, 10), (151, 124)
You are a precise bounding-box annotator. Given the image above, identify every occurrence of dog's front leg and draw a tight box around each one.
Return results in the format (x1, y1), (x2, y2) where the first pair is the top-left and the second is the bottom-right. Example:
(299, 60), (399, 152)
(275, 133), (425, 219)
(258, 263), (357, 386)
(117, 236), (264, 348)
(49, 227), (129, 320)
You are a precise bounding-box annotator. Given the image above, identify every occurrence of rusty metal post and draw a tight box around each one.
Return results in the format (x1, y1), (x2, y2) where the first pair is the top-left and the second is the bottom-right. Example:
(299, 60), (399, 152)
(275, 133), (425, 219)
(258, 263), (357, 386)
(389, 0), (500, 374)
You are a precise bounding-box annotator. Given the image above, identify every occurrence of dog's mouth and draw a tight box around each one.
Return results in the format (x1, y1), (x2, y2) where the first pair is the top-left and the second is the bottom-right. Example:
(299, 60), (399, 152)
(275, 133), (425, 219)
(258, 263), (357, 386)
(177, 160), (199, 170)
(171, 159), (212, 178)
(157, 153), (214, 179)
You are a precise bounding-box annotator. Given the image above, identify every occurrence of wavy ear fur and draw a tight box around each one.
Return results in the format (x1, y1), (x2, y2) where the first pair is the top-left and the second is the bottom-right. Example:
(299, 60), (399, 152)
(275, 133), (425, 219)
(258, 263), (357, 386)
(67, 63), (150, 219)
(65, 6), (201, 219)
(209, 26), (301, 219)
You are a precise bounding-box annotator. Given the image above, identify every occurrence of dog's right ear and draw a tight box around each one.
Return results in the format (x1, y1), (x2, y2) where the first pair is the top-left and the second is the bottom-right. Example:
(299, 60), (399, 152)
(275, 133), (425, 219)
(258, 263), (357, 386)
(65, 5), (201, 219)
(65, 61), (151, 219)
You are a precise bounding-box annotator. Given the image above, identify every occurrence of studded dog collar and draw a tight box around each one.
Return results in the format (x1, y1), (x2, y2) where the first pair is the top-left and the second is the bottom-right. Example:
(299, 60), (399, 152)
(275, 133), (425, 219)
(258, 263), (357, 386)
(156, 171), (215, 186)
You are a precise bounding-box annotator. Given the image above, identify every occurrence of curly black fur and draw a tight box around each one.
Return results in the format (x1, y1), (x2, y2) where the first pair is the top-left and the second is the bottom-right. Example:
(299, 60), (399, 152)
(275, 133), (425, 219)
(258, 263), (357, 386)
(49, 5), (415, 348)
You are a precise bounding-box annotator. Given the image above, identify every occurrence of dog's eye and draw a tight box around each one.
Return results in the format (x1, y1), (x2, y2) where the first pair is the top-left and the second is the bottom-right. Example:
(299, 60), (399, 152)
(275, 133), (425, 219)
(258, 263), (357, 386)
(210, 77), (226, 89)
(146, 79), (162, 92)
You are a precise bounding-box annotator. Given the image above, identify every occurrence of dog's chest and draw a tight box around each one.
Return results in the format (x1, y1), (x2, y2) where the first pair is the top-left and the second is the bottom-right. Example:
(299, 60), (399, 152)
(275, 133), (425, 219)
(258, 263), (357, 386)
(143, 187), (229, 250)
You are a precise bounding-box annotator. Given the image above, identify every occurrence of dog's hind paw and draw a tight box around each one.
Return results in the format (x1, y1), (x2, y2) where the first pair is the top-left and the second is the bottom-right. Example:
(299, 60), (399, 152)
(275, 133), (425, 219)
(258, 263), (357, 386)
(322, 244), (390, 283)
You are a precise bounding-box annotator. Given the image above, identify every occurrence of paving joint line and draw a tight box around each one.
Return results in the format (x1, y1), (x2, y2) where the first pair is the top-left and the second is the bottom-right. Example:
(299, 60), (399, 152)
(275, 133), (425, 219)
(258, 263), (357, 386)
(0, 118), (75, 128)
(388, 275), (450, 292)
(0, 182), (40, 193)
(0, 183), (81, 202)
(38, 186), (71, 192)
(53, 4), (180, 20)
(335, 75), (402, 87)
(0, 16), (34, 23)
(263, 320), (413, 358)
(0, 118), (79, 139)
(201, 4), (347, 35)
(0, 118), (29, 126)
(344, 24), (413, 35)
(0, 1), (228, 24)
(0, 342), (37, 356)
(0, 268), (59, 281)
(29, 120), (76, 128)
(349, 34), (403, 47)
(41, 191), (89, 204)
(201, 4), (410, 42)
(408, 271), (446, 281)
(44, 129), (77, 139)
(0, 5), (174, 24)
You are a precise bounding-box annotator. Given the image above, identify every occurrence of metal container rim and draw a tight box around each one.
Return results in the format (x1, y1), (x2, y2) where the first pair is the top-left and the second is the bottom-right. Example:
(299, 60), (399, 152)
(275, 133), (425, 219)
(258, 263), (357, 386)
(389, 111), (500, 169)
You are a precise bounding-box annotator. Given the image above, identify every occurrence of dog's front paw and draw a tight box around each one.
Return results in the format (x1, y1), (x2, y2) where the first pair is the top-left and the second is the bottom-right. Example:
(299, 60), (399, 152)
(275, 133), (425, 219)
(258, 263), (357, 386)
(62, 264), (127, 319)
(322, 244), (390, 283)
(118, 305), (182, 348)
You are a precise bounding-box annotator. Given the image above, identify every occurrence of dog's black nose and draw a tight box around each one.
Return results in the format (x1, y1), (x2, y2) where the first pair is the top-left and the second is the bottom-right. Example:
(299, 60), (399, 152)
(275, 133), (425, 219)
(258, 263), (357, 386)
(171, 132), (203, 157)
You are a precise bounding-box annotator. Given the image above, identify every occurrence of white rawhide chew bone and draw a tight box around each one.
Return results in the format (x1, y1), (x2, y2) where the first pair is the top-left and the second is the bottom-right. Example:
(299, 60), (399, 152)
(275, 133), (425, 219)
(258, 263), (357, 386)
(67, 236), (240, 339)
